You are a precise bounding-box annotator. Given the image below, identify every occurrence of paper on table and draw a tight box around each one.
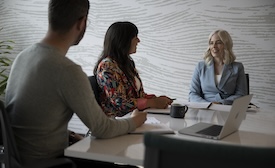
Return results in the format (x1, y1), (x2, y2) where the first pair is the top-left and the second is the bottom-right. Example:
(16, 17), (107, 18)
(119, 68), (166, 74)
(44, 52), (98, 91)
(185, 102), (212, 109)
(208, 103), (258, 113)
(130, 117), (174, 134)
(144, 108), (170, 114)
(208, 103), (232, 112)
(68, 114), (175, 135)
(144, 102), (212, 114)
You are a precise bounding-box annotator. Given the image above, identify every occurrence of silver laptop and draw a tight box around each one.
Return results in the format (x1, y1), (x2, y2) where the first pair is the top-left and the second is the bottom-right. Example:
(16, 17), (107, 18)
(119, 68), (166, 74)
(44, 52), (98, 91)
(178, 94), (253, 140)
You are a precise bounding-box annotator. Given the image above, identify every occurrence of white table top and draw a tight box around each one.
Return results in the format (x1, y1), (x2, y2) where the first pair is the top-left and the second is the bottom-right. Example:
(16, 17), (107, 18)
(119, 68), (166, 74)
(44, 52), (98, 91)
(65, 106), (275, 166)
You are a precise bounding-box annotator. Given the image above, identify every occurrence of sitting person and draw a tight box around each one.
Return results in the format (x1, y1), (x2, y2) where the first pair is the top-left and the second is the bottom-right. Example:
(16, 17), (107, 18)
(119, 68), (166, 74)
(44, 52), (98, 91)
(93, 21), (173, 117)
(5, 0), (146, 167)
(189, 29), (247, 105)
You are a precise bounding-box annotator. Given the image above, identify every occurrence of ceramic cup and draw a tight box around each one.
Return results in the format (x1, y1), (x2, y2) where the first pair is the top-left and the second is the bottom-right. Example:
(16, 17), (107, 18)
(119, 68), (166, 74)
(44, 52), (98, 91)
(170, 104), (188, 118)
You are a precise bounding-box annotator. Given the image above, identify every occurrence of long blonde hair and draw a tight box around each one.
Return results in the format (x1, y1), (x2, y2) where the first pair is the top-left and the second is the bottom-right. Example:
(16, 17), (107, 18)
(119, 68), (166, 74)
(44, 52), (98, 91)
(203, 29), (236, 65)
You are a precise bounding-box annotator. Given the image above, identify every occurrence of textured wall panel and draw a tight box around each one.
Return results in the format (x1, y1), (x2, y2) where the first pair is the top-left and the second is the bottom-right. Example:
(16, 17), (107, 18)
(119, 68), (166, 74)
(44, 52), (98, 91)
(1, 0), (274, 110)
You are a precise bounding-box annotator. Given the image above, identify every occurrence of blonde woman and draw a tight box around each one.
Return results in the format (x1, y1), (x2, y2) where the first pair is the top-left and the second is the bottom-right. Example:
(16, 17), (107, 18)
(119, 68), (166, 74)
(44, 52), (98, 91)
(189, 29), (247, 105)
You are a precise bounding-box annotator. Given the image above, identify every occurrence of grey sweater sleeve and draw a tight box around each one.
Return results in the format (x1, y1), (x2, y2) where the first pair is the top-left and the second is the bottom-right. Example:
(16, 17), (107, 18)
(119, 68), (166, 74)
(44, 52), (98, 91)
(60, 64), (136, 138)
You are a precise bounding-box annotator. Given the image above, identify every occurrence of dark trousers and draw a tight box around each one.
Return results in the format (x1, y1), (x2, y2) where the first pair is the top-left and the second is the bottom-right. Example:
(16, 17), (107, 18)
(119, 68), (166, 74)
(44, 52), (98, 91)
(68, 157), (139, 168)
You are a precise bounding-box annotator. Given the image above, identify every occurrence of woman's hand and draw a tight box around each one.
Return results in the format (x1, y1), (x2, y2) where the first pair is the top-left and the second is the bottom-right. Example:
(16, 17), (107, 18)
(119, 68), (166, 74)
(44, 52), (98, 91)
(145, 94), (157, 99)
(148, 96), (174, 109)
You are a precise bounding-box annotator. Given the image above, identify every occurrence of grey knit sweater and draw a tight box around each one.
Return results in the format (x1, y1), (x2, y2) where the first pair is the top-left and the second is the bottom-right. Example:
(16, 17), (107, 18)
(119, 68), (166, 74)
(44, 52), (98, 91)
(5, 43), (135, 165)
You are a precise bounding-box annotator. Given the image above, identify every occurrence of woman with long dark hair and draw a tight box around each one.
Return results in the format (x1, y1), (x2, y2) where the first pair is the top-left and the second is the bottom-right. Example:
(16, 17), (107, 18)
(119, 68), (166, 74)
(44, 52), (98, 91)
(94, 21), (173, 117)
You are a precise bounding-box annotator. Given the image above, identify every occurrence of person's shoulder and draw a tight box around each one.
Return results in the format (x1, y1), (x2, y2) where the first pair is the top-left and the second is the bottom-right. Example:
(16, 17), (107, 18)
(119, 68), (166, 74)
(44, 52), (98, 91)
(232, 61), (243, 64)
(102, 57), (113, 62)
(231, 61), (244, 67)
(198, 60), (205, 65)
(196, 61), (206, 67)
(100, 57), (117, 67)
(229, 62), (245, 72)
(18, 43), (40, 54)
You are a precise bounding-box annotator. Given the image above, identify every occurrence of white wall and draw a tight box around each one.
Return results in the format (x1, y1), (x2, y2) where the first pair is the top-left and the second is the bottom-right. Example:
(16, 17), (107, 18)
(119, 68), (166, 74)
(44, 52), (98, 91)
(1, 0), (275, 110)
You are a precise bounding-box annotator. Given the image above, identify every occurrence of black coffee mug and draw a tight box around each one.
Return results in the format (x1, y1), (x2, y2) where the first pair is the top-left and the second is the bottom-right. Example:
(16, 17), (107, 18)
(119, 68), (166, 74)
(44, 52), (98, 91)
(170, 104), (188, 118)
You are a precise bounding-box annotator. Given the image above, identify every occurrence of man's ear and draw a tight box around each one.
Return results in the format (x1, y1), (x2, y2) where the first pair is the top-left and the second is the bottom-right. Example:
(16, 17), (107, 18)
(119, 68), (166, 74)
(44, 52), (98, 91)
(76, 16), (87, 31)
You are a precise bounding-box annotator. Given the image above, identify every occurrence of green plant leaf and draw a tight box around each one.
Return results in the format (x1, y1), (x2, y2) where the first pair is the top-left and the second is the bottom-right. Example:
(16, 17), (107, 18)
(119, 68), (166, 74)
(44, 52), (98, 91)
(0, 28), (14, 96)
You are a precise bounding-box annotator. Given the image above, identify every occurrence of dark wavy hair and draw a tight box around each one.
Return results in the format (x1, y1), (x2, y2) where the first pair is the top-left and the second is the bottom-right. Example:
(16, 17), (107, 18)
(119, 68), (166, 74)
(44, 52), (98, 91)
(94, 21), (139, 82)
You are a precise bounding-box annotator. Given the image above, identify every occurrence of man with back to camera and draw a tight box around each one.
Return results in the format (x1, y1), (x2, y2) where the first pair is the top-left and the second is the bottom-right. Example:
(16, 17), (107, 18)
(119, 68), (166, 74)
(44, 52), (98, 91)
(5, 0), (147, 167)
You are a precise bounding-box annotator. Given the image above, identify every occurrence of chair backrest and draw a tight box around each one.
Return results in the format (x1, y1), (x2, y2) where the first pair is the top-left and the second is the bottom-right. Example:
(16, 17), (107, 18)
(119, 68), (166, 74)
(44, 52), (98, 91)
(245, 73), (258, 107)
(88, 75), (101, 104)
(143, 132), (275, 168)
(0, 100), (22, 168)
(0, 100), (76, 168)
(245, 73), (249, 94)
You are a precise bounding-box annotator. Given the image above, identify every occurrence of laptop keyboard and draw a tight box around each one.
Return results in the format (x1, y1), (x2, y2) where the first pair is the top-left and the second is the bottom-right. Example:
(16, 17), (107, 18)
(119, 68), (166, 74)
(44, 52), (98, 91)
(196, 125), (223, 136)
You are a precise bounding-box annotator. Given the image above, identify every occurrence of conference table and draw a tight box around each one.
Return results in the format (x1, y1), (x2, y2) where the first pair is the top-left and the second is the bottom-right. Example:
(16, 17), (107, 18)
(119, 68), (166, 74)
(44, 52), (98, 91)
(65, 104), (275, 167)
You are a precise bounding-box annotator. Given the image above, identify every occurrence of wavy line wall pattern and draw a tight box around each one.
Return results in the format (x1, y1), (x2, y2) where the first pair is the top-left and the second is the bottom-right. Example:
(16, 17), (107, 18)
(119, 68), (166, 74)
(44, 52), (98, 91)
(0, 0), (275, 110)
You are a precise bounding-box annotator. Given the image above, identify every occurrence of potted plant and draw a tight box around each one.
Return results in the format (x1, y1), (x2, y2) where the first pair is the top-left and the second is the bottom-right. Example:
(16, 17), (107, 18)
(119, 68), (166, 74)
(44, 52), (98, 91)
(0, 28), (14, 97)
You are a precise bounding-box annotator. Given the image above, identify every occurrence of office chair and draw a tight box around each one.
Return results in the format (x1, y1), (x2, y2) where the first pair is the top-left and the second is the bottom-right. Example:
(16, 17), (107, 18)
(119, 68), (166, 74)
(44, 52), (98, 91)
(143, 132), (275, 168)
(86, 75), (102, 137)
(0, 100), (76, 168)
(245, 73), (250, 95)
(88, 75), (101, 105)
(245, 73), (258, 108)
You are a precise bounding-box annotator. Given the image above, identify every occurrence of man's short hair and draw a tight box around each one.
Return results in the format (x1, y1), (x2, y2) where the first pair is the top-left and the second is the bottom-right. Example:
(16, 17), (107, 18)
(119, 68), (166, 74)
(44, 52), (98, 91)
(48, 0), (90, 33)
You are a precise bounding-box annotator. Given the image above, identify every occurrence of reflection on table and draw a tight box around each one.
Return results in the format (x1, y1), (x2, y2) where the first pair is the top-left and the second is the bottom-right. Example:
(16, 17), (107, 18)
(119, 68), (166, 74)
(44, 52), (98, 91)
(65, 107), (275, 166)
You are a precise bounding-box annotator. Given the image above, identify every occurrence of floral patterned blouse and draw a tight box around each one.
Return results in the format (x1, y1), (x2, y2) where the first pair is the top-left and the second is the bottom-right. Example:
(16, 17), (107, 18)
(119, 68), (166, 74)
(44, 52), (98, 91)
(96, 57), (155, 117)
